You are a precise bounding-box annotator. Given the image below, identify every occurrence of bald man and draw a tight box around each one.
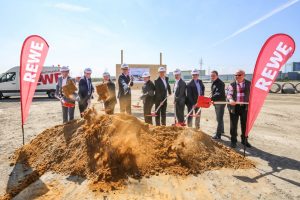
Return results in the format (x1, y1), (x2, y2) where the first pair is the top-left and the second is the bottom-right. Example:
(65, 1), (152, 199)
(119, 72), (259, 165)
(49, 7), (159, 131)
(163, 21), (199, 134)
(227, 70), (252, 148)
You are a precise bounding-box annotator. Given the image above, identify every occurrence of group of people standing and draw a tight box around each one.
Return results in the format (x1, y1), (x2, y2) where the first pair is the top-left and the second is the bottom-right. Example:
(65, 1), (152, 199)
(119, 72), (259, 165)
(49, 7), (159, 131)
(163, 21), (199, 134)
(55, 64), (251, 149)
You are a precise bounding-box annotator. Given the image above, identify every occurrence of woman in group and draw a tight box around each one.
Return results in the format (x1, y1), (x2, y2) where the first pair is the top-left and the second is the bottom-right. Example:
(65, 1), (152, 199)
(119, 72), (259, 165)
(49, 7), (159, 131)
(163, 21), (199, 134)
(102, 71), (117, 114)
(140, 72), (155, 124)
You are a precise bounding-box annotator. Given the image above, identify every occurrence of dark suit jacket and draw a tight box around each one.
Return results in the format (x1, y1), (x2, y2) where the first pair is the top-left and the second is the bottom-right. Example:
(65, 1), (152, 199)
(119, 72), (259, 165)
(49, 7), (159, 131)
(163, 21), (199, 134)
(106, 80), (117, 105)
(118, 73), (133, 97)
(186, 79), (205, 107)
(141, 80), (155, 105)
(174, 79), (186, 105)
(211, 78), (226, 102)
(78, 76), (94, 102)
(154, 76), (171, 104)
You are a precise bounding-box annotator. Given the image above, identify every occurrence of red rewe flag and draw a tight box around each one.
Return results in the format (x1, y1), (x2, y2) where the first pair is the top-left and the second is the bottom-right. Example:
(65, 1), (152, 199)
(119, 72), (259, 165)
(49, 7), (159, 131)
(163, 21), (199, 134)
(20, 35), (49, 125)
(246, 34), (295, 137)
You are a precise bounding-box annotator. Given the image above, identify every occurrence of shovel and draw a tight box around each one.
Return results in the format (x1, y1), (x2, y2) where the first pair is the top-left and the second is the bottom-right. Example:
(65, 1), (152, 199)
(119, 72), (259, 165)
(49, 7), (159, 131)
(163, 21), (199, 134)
(133, 92), (148, 108)
(197, 96), (248, 108)
(54, 95), (75, 107)
(146, 96), (168, 117)
(124, 75), (134, 95)
(132, 100), (142, 108)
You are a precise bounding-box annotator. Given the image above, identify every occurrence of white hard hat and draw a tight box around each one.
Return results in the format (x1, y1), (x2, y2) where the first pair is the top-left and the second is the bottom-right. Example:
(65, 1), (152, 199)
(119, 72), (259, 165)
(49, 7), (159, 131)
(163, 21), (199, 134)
(60, 66), (69, 72)
(84, 67), (92, 73)
(191, 68), (199, 75)
(142, 72), (150, 78)
(103, 71), (110, 77)
(173, 68), (181, 75)
(158, 66), (166, 72)
(121, 63), (129, 69)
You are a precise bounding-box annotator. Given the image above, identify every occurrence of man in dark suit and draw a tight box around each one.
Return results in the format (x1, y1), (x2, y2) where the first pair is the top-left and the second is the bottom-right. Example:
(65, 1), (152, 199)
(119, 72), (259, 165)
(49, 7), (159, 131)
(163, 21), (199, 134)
(186, 69), (205, 129)
(154, 66), (171, 126)
(55, 66), (77, 123)
(118, 63), (133, 114)
(173, 69), (186, 124)
(103, 72), (117, 114)
(211, 70), (226, 139)
(78, 68), (94, 117)
(227, 69), (252, 148)
(140, 72), (155, 124)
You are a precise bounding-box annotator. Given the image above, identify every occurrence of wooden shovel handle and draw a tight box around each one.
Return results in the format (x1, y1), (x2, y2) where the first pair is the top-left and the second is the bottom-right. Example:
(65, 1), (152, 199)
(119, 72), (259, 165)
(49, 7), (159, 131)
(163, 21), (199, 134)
(213, 101), (249, 105)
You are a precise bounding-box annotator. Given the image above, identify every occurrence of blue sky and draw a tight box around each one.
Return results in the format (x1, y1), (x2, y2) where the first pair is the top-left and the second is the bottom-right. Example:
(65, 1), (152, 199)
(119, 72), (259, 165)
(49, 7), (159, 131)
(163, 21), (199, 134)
(0, 0), (299, 77)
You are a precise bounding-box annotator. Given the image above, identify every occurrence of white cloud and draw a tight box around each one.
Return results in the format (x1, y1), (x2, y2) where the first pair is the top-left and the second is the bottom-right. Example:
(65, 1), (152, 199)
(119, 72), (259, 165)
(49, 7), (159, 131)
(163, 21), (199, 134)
(211, 0), (299, 47)
(52, 3), (90, 12)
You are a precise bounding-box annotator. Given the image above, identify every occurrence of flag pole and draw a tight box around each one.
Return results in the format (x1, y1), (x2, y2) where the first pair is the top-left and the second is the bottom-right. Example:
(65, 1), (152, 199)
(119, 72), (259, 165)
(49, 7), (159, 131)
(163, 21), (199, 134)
(243, 137), (247, 158)
(21, 124), (25, 145)
(20, 48), (24, 146)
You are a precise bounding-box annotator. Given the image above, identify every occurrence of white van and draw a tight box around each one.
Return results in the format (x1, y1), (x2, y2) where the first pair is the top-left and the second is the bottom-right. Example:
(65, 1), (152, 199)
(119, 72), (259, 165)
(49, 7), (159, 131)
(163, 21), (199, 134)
(0, 66), (60, 99)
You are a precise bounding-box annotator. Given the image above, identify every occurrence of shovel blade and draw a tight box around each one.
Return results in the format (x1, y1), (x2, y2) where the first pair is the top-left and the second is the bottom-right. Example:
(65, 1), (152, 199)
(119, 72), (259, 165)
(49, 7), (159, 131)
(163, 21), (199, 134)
(196, 96), (212, 108)
(132, 105), (142, 108)
(146, 113), (157, 117)
(172, 122), (186, 127)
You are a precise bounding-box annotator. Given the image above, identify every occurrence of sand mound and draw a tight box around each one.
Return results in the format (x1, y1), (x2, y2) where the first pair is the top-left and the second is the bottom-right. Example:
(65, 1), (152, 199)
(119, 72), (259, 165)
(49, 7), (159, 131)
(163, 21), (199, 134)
(4, 108), (253, 199)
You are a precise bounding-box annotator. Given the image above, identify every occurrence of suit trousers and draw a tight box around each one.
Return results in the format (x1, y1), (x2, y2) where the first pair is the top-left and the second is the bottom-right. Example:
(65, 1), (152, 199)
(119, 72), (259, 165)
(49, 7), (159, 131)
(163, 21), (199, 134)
(155, 101), (167, 126)
(229, 105), (247, 144)
(187, 106), (200, 129)
(104, 101), (115, 115)
(79, 100), (88, 117)
(119, 95), (131, 114)
(144, 101), (154, 124)
(175, 101), (185, 123)
(214, 104), (225, 136)
(62, 106), (75, 123)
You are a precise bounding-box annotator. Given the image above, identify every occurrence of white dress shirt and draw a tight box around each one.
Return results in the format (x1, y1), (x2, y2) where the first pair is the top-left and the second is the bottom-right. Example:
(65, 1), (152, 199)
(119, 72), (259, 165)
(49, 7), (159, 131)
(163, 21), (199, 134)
(62, 77), (68, 87)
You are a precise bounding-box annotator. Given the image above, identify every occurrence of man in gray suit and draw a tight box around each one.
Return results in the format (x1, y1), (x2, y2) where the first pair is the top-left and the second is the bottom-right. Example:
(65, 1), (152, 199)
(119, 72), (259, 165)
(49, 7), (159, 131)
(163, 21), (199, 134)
(55, 66), (77, 123)
(173, 69), (186, 124)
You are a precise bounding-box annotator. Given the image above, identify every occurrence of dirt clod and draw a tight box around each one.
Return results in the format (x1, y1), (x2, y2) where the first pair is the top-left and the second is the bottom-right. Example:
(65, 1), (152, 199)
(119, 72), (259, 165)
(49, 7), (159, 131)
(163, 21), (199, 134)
(62, 79), (77, 98)
(95, 83), (109, 101)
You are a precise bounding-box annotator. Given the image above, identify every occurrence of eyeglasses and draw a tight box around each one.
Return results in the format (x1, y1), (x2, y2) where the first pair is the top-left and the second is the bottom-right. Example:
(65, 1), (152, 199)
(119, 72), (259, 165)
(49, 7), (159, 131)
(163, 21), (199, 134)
(235, 74), (242, 77)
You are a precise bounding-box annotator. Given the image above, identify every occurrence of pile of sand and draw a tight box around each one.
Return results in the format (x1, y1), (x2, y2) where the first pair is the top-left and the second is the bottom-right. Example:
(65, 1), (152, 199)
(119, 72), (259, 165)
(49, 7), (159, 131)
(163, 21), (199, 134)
(4, 108), (253, 199)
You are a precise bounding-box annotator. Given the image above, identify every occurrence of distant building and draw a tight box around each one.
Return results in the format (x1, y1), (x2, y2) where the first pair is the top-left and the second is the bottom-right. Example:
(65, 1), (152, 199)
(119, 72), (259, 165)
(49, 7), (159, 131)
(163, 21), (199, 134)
(218, 74), (253, 82)
(292, 62), (300, 72)
(168, 69), (206, 82)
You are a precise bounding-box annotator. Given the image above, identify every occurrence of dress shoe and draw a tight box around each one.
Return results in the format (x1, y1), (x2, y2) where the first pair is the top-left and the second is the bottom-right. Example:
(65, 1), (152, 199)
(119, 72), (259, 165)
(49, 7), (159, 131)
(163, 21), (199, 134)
(212, 134), (221, 140)
(230, 143), (237, 148)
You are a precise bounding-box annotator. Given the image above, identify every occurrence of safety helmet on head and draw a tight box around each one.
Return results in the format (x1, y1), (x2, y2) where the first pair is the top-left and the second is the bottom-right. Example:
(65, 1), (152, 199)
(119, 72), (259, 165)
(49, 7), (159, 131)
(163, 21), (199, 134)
(191, 68), (199, 75)
(173, 68), (181, 75)
(158, 66), (166, 72)
(60, 66), (69, 72)
(121, 63), (129, 69)
(84, 68), (92, 73)
(103, 71), (110, 77)
(142, 72), (150, 78)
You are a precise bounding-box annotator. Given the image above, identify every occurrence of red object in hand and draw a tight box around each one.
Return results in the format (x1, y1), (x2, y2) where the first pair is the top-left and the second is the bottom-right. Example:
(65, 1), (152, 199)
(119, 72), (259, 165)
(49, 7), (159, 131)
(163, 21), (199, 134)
(196, 96), (212, 108)
(63, 102), (75, 108)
